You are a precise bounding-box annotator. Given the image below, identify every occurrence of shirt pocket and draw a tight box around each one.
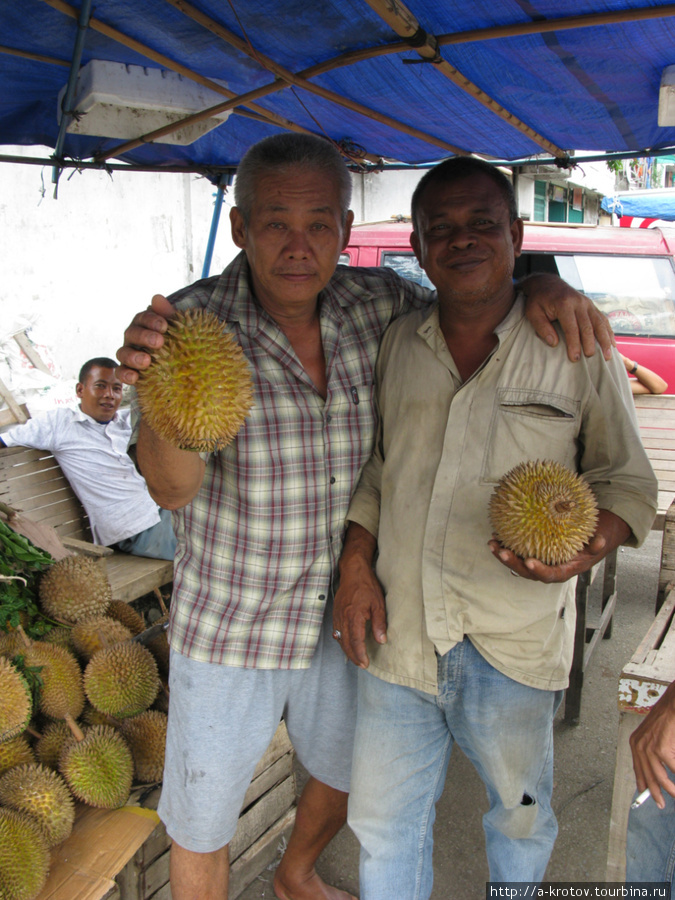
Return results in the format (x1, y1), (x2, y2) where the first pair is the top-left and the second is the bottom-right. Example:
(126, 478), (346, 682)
(480, 388), (581, 485)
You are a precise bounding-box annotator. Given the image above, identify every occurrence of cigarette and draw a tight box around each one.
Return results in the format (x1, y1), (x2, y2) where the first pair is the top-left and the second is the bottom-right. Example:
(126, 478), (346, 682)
(631, 788), (652, 809)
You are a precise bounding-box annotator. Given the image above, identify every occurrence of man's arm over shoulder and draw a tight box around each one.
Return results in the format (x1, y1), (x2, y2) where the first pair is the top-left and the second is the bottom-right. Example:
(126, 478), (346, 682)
(332, 263), (433, 323)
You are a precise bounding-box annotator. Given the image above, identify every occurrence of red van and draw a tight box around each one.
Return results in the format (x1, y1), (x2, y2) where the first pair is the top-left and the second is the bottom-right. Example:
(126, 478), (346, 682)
(341, 222), (675, 392)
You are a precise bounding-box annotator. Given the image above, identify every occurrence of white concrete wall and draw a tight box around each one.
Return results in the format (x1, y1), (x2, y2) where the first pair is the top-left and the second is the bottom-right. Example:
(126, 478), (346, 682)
(351, 168), (423, 223)
(1, 146), (238, 380)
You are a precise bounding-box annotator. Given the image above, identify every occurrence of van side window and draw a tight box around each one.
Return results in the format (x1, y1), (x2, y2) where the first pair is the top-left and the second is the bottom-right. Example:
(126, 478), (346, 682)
(516, 252), (675, 337)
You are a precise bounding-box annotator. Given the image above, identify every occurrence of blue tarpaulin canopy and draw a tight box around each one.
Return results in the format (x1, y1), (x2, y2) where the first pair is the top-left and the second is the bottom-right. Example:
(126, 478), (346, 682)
(3, 1), (675, 178)
(601, 189), (675, 219)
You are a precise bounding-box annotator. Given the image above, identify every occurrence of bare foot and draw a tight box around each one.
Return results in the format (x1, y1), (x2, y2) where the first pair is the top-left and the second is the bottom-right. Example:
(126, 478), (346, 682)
(273, 868), (358, 900)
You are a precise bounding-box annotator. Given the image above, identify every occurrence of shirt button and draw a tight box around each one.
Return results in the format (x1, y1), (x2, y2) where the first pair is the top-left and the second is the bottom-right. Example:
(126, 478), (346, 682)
(318, 594), (326, 601)
(330, 476), (336, 484)
(326, 414), (332, 422)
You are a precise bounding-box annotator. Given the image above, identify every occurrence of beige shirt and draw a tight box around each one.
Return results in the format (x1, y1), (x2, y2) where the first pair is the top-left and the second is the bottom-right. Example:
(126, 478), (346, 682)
(347, 295), (658, 694)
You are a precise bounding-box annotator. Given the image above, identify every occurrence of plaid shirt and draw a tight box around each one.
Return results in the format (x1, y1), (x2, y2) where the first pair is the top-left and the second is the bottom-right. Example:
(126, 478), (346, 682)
(165, 252), (431, 668)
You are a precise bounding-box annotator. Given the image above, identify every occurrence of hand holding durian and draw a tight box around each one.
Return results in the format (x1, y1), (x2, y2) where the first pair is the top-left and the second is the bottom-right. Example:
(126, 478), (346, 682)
(488, 459), (631, 582)
(119, 297), (254, 453)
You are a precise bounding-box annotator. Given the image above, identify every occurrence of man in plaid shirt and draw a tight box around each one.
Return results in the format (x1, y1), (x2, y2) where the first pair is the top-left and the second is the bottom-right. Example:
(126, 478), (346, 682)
(117, 134), (612, 900)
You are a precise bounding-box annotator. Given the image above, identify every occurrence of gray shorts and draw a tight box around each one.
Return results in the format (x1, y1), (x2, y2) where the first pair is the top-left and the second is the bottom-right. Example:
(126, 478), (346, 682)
(157, 604), (357, 852)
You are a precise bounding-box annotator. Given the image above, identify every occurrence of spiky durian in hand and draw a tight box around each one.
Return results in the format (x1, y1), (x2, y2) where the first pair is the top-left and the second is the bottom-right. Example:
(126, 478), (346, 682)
(136, 308), (254, 452)
(488, 459), (598, 566)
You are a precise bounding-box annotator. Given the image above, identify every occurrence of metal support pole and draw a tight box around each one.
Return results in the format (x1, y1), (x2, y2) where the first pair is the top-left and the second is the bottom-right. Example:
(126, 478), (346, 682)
(202, 174), (234, 278)
(51, 0), (93, 192)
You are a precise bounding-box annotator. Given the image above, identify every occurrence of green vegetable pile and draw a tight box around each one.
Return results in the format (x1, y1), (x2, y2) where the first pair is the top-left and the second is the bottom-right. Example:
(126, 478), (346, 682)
(0, 518), (54, 638)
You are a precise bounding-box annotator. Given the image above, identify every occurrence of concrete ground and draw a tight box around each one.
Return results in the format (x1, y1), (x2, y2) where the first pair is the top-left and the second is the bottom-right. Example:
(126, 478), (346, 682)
(237, 530), (665, 900)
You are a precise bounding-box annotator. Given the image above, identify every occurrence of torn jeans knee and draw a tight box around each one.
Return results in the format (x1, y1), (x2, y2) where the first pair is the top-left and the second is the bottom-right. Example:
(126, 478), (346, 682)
(489, 792), (539, 839)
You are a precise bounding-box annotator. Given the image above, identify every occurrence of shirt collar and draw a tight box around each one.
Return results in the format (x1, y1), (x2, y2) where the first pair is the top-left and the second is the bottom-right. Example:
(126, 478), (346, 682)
(74, 405), (120, 426)
(416, 290), (525, 343)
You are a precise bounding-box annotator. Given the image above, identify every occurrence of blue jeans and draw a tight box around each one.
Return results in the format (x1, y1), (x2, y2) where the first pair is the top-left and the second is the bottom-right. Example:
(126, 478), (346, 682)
(349, 639), (562, 900)
(116, 508), (176, 561)
(626, 774), (675, 885)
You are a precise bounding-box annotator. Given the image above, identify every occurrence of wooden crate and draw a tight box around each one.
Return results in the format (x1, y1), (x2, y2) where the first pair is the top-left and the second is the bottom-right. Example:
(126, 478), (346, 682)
(36, 722), (296, 900)
(633, 394), (675, 532)
(606, 589), (675, 881)
(114, 722), (296, 900)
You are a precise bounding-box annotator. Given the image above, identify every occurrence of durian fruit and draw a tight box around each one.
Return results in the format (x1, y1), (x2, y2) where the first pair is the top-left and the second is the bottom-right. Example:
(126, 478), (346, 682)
(39, 556), (112, 624)
(0, 807), (50, 900)
(151, 688), (170, 716)
(145, 614), (170, 681)
(0, 736), (35, 776)
(40, 625), (74, 650)
(106, 600), (146, 636)
(34, 721), (71, 771)
(135, 307), (254, 452)
(489, 459), (599, 566)
(59, 724), (133, 809)
(71, 616), (132, 662)
(81, 703), (119, 728)
(120, 710), (167, 783)
(0, 631), (25, 660)
(0, 763), (75, 847)
(0, 657), (32, 743)
(23, 642), (85, 729)
(84, 641), (160, 719)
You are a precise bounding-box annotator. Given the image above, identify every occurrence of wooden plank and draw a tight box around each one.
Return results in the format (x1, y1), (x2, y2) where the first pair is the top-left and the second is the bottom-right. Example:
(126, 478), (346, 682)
(659, 507), (675, 606)
(104, 557), (173, 603)
(0, 452), (65, 474)
(230, 776), (296, 861)
(647, 458), (675, 471)
(633, 395), (675, 411)
(0, 373), (28, 423)
(619, 591), (675, 710)
(63, 537), (112, 558)
(606, 714), (641, 882)
(229, 807), (296, 900)
(242, 753), (294, 811)
(251, 721), (292, 780)
(136, 846), (169, 898)
(647, 451), (675, 465)
(13, 330), (52, 374)
(635, 410), (675, 424)
(0, 467), (75, 498)
(0, 403), (28, 427)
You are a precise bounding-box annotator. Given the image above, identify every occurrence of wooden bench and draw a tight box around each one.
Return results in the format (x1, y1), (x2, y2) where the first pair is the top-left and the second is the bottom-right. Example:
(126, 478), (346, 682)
(0, 445), (173, 603)
(606, 586), (675, 880)
(633, 393), (675, 532)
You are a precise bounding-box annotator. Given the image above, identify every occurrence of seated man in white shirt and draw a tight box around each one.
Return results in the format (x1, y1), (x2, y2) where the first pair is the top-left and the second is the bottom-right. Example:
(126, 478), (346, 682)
(0, 357), (176, 561)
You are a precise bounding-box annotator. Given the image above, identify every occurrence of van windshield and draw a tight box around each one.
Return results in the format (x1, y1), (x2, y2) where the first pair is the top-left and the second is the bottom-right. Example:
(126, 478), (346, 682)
(380, 253), (434, 290)
(536, 254), (675, 338)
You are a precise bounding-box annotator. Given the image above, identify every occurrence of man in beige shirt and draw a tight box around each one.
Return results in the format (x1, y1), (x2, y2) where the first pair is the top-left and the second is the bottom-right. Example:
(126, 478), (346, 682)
(333, 157), (658, 897)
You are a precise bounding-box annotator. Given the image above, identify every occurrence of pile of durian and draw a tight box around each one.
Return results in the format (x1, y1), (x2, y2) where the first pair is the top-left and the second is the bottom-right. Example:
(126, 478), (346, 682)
(0, 551), (170, 900)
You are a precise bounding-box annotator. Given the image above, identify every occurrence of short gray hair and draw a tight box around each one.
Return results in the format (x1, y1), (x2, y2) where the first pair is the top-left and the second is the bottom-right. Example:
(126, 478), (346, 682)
(234, 133), (353, 225)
